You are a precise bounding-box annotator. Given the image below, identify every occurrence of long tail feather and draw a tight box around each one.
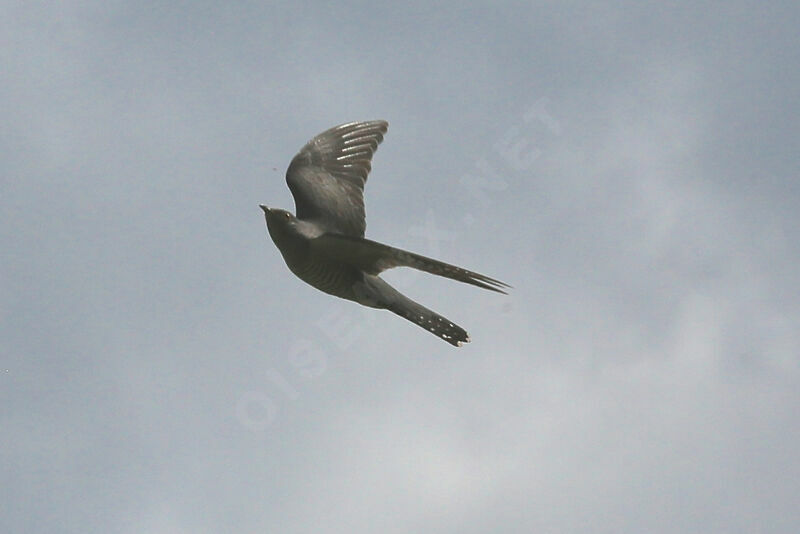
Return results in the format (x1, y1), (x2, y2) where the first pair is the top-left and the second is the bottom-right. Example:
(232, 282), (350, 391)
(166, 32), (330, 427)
(358, 275), (470, 347)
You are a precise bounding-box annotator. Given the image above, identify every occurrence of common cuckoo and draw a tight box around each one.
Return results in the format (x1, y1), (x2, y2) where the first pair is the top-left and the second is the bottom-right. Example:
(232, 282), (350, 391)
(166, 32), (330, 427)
(260, 120), (509, 346)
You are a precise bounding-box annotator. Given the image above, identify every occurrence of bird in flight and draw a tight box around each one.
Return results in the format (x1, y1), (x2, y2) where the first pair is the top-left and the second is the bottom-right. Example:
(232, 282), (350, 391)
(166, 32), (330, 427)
(260, 120), (509, 346)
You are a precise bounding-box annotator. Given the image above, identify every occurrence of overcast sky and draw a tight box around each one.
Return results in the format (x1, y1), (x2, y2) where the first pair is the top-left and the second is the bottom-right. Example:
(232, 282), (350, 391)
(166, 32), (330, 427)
(2, 2), (799, 532)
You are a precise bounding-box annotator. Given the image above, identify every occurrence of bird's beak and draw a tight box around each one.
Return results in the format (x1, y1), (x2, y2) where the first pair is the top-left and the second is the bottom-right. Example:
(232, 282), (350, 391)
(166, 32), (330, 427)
(259, 204), (269, 214)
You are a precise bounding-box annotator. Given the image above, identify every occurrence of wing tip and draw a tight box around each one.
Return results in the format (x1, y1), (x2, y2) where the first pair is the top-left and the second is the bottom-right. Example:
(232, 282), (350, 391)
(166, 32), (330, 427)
(470, 275), (511, 294)
(335, 119), (388, 133)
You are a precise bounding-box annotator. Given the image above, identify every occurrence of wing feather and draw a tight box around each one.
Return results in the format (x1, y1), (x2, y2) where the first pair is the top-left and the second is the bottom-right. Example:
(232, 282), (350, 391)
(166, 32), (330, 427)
(286, 120), (388, 237)
(311, 233), (511, 294)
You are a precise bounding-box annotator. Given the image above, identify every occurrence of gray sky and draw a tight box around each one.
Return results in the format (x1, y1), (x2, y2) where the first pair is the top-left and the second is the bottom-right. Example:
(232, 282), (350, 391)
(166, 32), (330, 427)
(2, 1), (799, 532)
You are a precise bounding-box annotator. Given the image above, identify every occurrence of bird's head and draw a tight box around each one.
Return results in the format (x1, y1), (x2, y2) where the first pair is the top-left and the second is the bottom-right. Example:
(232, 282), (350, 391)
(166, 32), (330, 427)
(260, 204), (297, 241)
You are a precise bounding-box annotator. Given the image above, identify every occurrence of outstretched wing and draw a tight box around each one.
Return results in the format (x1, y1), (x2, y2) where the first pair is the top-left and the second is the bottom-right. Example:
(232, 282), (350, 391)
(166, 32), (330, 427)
(311, 233), (511, 294)
(286, 120), (388, 237)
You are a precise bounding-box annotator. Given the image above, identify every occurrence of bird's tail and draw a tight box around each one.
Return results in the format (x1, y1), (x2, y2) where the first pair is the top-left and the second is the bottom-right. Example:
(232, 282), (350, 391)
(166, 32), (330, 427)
(387, 291), (470, 347)
(359, 276), (470, 347)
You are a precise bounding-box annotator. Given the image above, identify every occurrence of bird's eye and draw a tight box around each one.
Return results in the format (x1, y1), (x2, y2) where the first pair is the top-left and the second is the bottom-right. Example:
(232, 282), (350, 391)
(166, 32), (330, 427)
(283, 212), (291, 220)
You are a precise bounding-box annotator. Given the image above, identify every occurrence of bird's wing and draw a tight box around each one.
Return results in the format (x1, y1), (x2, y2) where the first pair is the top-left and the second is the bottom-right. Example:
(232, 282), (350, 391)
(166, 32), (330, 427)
(286, 120), (389, 237)
(311, 233), (511, 294)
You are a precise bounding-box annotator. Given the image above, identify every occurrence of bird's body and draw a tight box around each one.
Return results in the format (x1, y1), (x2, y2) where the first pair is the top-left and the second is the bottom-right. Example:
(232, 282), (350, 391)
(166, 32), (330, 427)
(261, 120), (509, 346)
(267, 217), (365, 304)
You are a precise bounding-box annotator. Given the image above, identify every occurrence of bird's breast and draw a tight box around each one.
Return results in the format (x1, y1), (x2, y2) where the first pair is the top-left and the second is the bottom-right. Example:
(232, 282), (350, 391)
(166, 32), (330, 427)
(286, 255), (363, 302)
